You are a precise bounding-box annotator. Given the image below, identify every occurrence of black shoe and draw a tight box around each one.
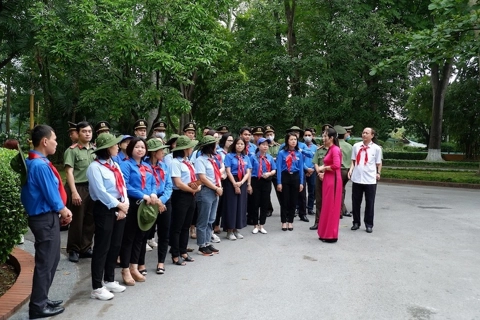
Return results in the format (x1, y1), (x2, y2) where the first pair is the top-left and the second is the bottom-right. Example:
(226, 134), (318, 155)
(197, 246), (213, 256)
(60, 224), (69, 231)
(351, 224), (360, 231)
(343, 211), (352, 217)
(79, 248), (93, 258)
(266, 211), (273, 217)
(309, 223), (318, 230)
(307, 210), (315, 216)
(366, 227), (373, 233)
(299, 215), (309, 222)
(68, 251), (79, 263)
(206, 245), (219, 254)
(46, 299), (63, 307)
(340, 215), (343, 219)
(29, 306), (65, 319)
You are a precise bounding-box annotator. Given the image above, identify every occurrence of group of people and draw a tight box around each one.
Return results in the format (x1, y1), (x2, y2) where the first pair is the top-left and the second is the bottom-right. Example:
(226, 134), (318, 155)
(18, 119), (382, 318)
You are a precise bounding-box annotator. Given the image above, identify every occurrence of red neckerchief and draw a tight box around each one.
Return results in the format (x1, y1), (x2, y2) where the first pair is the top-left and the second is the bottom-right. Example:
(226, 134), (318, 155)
(28, 151), (67, 205)
(236, 154), (245, 180)
(356, 144), (369, 166)
(96, 159), (125, 197)
(257, 154), (271, 179)
(286, 150), (296, 172)
(137, 162), (153, 189)
(207, 158), (222, 186)
(183, 159), (196, 182)
(151, 162), (165, 187)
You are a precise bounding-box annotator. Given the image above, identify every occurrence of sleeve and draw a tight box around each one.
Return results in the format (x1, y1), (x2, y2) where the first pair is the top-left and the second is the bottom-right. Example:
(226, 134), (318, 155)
(86, 163), (120, 209)
(64, 148), (75, 168)
(300, 143), (313, 158)
(245, 155), (252, 169)
(269, 155), (277, 171)
(171, 160), (182, 178)
(224, 154), (232, 168)
(160, 170), (173, 203)
(331, 147), (341, 171)
(376, 146), (383, 163)
(351, 144), (358, 160)
(35, 164), (65, 212)
(276, 151), (283, 184)
(194, 157), (207, 175)
(298, 152), (304, 184)
(118, 165), (129, 205)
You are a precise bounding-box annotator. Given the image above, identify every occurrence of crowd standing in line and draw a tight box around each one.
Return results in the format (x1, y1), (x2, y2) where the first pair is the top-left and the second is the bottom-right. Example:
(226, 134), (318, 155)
(15, 119), (382, 318)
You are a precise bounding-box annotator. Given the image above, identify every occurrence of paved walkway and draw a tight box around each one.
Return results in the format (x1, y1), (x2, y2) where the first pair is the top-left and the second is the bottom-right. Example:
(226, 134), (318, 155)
(10, 183), (480, 320)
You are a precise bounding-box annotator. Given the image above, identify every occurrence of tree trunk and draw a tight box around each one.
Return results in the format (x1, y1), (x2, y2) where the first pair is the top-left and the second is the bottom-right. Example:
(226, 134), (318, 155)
(6, 63), (11, 133)
(284, 0), (301, 126)
(425, 59), (453, 162)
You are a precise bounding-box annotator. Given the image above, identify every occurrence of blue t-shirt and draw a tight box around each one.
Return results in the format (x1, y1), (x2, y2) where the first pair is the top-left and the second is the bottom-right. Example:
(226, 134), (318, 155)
(224, 153), (252, 175)
(250, 153), (277, 178)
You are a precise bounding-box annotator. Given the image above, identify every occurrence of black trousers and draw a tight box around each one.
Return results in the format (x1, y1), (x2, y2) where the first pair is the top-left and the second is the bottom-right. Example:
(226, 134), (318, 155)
(91, 201), (126, 289)
(28, 212), (60, 311)
(169, 190), (195, 258)
(251, 177), (272, 225)
(119, 198), (145, 267)
(351, 182), (377, 227)
(340, 169), (349, 215)
(139, 200), (172, 265)
(280, 171), (300, 223)
(268, 173), (282, 213)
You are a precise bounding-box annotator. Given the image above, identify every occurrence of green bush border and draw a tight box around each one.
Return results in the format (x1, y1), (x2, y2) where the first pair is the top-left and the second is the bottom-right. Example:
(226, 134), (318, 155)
(0, 148), (28, 263)
(383, 159), (478, 169)
(382, 168), (480, 184)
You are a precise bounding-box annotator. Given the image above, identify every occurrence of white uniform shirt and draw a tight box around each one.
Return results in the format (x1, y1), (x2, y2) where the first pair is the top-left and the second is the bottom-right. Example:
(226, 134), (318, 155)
(350, 141), (382, 185)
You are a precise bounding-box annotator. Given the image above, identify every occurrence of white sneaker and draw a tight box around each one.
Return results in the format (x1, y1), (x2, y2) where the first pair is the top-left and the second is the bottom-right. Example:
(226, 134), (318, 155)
(211, 233), (221, 243)
(147, 239), (158, 248)
(103, 281), (126, 293)
(234, 231), (244, 239)
(259, 227), (267, 234)
(91, 287), (114, 300)
(146, 243), (153, 252)
(226, 232), (237, 240)
(252, 227), (259, 234)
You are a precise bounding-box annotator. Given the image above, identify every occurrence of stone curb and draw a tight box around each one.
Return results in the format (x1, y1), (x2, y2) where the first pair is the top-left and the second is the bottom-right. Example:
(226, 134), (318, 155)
(0, 248), (33, 320)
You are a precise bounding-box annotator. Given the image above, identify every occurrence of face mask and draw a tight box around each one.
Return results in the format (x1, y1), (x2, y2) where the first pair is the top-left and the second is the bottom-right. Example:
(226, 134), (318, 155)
(266, 135), (275, 141)
(345, 136), (351, 141)
(156, 132), (166, 139)
(304, 136), (312, 143)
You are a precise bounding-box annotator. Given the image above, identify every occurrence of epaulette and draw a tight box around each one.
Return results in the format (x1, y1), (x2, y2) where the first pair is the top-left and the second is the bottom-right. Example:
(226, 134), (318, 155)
(69, 143), (78, 149)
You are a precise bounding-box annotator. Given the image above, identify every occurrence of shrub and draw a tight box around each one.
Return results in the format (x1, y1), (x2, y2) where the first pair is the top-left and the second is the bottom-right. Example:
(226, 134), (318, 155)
(441, 142), (459, 153)
(0, 148), (28, 263)
(383, 151), (428, 160)
(383, 159), (478, 169)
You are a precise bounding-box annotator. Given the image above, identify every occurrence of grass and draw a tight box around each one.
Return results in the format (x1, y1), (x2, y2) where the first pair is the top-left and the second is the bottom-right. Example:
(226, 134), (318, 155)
(383, 159), (478, 169)
(382, 168), (480, 184)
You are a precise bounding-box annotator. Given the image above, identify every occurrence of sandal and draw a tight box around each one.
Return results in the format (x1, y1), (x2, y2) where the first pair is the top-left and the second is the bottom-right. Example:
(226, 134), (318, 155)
(181, 254), (195, 262)
(172, 256), (186, 266)
(156, 267), (165, 274)
(138, 269), (147, 276)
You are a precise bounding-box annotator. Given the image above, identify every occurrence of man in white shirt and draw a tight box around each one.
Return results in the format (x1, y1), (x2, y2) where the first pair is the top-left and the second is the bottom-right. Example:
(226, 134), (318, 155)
(348, 127), (382, 233)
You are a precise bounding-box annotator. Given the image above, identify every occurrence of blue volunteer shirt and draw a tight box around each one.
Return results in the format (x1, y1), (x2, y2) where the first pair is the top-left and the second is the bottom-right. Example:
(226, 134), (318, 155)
(279, 141), (314, 159)
(224, 153), (252, 175)
(120, 157), (156, 200)
(149, 160), (173, 204)
(21, 150), (65, 216)
(251, 153), (277, 178)
(303, 142), (318, 170)
(276, 149), (304, 184)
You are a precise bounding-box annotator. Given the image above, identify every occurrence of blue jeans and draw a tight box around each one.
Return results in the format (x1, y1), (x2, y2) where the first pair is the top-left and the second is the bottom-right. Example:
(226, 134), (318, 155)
(195, 187), (219, 246)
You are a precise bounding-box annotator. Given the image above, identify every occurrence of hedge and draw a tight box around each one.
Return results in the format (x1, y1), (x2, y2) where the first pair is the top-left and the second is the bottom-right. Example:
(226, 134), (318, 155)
(0, 148), (28, 263)
(383, 159), (478, 169)
(383, 152), (428, 160)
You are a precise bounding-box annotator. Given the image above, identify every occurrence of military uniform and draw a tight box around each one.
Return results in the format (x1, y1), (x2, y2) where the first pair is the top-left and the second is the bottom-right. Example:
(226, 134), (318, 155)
(216, 125), (229, 135)
(64, 142), (96, 260)
(134, 119), (148, 139)
(152, 121), (167, 142)
(335, 125), (353, 217)
(264, 125), (281, 216)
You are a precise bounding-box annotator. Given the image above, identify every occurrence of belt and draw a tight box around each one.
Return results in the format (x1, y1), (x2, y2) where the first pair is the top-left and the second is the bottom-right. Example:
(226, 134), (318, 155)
(75, 182), (89, 186)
